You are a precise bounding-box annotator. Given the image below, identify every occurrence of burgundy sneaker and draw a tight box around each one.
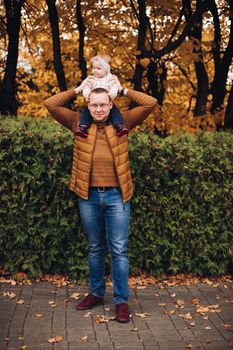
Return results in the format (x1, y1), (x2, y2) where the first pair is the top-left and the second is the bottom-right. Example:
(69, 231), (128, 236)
(75, 294), (104, 310)
(115, 302), (130, 323)
(74, 125), (88, 138)
(115, 124), (129, 137)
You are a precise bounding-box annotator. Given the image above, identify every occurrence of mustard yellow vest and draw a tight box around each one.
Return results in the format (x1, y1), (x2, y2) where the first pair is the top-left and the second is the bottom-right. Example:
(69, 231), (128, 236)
(69, 124), (133, 202)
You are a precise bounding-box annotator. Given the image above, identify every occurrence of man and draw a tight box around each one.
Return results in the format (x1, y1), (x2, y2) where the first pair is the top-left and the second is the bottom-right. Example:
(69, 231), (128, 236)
(44, 84), (156, 323)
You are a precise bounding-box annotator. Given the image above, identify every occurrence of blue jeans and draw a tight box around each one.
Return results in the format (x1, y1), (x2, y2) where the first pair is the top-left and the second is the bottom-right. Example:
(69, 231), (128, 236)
(78, 187), (130, 304)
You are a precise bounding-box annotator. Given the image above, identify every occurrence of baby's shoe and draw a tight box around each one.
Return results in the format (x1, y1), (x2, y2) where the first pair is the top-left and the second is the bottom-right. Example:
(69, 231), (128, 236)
(115, 124), (129, 137)
(74, 125), (89, 138)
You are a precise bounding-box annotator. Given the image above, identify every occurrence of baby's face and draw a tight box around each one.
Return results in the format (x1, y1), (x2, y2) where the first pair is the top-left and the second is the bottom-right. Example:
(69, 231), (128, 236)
(92, 61), (106, 78)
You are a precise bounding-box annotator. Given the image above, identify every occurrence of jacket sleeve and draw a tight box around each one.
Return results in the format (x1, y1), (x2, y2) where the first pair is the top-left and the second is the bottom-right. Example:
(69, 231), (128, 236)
(122, 89), (157, 130)
(44, 89), (79, 131)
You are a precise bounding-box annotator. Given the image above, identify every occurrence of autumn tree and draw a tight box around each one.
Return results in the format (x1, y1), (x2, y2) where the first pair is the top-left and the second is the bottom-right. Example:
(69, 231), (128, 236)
(0, 0), (24, 116)
(210, 0), (233, 113)
(76, 0), (87, 80)
(224, 85), (233, 128)
(46, 0), (67, 91)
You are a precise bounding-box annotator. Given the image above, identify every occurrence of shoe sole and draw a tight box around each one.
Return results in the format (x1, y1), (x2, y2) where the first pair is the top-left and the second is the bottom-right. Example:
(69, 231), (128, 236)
(115, 317), (130, 323)
(75, 301), (104, 310)
(117, 130), (129, 137)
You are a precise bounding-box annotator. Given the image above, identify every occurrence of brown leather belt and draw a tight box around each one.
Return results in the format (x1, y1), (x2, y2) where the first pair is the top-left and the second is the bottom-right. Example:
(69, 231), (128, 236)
(90, 187), (116, 192)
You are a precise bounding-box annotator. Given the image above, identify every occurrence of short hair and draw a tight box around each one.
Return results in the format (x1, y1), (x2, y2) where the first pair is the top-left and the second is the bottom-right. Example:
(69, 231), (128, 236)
(90, 88), (109, 95)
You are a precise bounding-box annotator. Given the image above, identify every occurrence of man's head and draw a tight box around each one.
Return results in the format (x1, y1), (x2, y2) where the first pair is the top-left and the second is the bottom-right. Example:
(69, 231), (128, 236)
(87, 88), (113, 122)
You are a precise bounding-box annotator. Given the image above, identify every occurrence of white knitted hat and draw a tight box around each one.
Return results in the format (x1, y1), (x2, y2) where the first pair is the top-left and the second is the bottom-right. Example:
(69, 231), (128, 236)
(90, 56), (111, 73)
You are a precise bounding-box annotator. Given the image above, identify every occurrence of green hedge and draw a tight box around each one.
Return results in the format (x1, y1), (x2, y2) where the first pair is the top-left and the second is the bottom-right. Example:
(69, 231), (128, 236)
(1, 116), (233, 279)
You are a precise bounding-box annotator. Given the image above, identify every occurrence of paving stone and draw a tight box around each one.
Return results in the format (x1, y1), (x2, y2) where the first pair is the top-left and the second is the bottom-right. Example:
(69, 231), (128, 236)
(69, 341), (99, 349)
(1, 281), (233, 350)
(114, 340), (144, 349)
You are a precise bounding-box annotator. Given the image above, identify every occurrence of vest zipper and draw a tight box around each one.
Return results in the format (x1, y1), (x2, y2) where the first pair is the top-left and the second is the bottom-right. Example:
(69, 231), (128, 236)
(105, 125), (126, 205)
(87, 125), (98, 197)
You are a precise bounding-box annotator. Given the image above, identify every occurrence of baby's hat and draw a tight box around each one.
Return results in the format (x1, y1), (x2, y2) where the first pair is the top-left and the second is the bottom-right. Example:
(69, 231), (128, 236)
(90, 55), (111, 74)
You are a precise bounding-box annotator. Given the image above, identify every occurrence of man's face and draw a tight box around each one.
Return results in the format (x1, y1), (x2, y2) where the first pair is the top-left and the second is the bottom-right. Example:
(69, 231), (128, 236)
(88, 92), (113, 122)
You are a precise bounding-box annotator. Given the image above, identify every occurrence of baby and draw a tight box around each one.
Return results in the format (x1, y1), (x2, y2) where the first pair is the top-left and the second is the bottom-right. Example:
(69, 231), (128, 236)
(74, 55), (129, 138)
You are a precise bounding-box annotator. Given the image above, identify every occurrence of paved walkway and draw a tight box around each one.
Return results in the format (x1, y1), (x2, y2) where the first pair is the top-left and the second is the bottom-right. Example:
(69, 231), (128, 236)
(1, 278), (233, 350)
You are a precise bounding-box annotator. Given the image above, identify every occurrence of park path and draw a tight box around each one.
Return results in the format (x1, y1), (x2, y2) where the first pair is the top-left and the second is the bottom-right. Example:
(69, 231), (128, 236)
(0, 278), (233, 350)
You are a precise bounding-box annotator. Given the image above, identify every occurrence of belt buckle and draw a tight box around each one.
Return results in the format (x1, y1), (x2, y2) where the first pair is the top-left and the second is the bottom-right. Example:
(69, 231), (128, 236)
(98, 186), (105, 192)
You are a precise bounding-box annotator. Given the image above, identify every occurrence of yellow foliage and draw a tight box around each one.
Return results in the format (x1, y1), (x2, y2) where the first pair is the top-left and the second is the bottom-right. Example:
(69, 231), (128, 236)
(3, 0), (228, 132)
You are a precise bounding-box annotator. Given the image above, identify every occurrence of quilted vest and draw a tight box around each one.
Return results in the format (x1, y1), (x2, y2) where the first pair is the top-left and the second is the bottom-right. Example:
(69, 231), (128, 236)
(69, 123), (133, 202)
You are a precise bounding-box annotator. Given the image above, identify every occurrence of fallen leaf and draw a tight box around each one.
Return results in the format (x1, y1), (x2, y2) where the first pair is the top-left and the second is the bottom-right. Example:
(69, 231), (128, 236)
(158, 303), (166, 306)
(203, 316), (209, 320)
(209, 304), (219, 309)
(70, 293), (80, 300)
(16, 272), (27, 279)
(80, 335), (88, 342)
(95, 315), (116, 323)
(48, 301), (55, 305)
(223, 324), (232, 328)
(104, 307), (110, 311)
(133, 298), (140, 303)
(47, 336), (63, 343)
(135, 312), (151, 318)
(189, 321), (196, 326)
(137, 286), (147, 289)
(130, 327), (138, 331)
(186, 344), (193, 349)
(176, 299), (185, 307)
(34, 313), (43, 318)
(196, 306), (209, 314)
(3, 291), (16, 299)
(51, 304), (58, 308)
(18, 337), (24, 340)
(225, 298), (233, 303)
(170, 293), (176, 297)
(17, 300), (24, 304)
(84, 311), (93, 318)
(154, 293), (159, 297)
(21, 346), (28, 349)
(179, 312), (193, 320)
(164, 310), (175, 315)
(63, 299), (69, 303)
(205, 326), (211, 329)
(215, 294), (221, 300)
(190, 298), (199, 305)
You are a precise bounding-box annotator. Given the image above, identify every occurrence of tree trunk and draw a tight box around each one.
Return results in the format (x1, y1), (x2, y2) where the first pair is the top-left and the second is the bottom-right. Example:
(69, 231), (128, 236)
(131, 0), (148, 90)
(194, 60), (209, 116)
(184, 0), (209, 116)
(210, 1), (233, 111)
(147, 60), (167, 105)
(46, 0), (67, 92)
(0, 0), (23, 116)
(76, 0), (87, 80)
(224, 84), (233, 129)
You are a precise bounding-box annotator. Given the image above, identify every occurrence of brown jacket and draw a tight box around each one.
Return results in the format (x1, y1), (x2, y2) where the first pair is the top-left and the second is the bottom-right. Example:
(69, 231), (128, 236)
(44, 89), (157, 201)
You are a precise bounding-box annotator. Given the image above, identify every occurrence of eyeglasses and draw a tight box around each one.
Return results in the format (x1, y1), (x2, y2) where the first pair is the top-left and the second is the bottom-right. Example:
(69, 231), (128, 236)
(89, 103), (110, 110)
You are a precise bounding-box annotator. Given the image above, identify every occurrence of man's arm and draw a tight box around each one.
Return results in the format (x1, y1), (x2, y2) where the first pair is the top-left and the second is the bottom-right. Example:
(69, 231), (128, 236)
(44, 89), (79, 131)
(121, 89), (157, 130)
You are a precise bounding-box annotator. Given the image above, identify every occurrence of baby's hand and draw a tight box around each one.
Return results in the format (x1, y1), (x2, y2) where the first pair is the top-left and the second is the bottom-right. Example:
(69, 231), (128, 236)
(110, 75), (122, 91)
(74, 86), (82, 94)
(108, 90), (117, 100)
(108, 85), (118, 100)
